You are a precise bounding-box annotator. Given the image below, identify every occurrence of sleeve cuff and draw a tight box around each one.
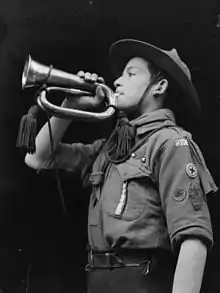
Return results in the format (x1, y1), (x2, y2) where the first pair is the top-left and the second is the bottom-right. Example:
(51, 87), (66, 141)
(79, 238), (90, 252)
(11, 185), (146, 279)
(170, 225), (213, 255)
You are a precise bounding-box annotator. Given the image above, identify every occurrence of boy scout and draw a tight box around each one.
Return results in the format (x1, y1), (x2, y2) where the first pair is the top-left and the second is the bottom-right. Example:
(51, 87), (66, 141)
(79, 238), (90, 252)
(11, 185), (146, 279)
(25, 39), (217, 293)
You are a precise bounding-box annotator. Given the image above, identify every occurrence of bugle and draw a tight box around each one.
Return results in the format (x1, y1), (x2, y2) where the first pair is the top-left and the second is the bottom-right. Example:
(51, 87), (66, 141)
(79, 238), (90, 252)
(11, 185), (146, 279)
(22, 55), (117, 120)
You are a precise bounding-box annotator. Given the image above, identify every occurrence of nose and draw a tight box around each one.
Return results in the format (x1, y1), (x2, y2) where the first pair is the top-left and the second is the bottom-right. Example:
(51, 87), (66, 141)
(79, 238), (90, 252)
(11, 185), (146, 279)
(113, 75), (123, 89)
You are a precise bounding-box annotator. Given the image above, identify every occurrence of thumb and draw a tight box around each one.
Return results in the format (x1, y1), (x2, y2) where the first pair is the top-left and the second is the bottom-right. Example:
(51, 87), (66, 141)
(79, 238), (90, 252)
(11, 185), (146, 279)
(96, 85), (105, 98)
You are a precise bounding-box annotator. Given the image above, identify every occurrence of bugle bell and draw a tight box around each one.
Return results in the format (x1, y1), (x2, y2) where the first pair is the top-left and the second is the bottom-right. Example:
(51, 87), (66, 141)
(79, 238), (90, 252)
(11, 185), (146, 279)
(22, 55), (117, 120)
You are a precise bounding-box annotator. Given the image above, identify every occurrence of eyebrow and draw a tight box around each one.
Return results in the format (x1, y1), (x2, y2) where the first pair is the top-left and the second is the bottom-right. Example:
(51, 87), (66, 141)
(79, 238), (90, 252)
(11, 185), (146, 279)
(126, 66), (139, 71)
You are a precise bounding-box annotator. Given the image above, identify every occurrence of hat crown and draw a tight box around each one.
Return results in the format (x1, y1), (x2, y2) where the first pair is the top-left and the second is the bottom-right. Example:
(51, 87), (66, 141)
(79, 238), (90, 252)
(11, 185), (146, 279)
(164, 48), (191, 81)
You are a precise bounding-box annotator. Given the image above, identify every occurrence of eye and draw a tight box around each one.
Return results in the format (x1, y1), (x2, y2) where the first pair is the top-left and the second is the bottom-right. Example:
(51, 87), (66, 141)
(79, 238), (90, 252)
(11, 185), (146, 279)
(128, 72), (136, 77)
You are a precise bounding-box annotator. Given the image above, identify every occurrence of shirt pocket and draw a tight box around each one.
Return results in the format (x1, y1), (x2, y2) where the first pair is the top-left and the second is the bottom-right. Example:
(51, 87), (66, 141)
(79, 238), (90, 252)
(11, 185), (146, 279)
(102, 158), (152, 221)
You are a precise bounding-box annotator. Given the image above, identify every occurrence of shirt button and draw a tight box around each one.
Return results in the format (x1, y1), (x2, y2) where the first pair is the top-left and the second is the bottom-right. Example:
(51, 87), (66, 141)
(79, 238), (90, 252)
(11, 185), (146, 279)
(131, 153), (136, 158)
(141, 157), (146, 163)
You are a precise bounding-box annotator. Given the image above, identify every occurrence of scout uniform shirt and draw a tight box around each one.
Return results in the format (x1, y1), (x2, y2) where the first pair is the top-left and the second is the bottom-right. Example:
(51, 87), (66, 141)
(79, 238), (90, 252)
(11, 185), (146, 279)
(40, 108), (217, 254)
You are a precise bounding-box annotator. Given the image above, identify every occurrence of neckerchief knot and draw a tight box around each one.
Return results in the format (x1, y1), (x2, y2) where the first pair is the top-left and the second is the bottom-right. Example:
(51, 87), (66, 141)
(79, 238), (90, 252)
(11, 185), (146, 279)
(104, 111), (136, 163)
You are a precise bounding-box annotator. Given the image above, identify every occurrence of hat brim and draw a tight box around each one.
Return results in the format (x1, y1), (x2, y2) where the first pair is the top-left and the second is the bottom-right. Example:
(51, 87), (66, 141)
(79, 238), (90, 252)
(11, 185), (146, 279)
(109, 39), (201, 120)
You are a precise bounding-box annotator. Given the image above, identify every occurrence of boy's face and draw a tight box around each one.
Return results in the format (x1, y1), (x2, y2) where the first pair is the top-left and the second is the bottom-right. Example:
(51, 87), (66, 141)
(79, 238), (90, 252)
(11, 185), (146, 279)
(113, 57), (152, 112)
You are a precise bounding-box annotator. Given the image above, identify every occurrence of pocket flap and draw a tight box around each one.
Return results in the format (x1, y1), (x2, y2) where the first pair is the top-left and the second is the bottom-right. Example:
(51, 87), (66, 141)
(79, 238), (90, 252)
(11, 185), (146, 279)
(116, 158), (152, 181)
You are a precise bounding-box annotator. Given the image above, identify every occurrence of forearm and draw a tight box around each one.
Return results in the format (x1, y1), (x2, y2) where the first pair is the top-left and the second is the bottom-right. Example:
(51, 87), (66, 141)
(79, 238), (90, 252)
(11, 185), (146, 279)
(24, 76), (104, 169)
(24, 96), (89, 168)
(25, 116), (71, 168)
(172, 239), (207, 293)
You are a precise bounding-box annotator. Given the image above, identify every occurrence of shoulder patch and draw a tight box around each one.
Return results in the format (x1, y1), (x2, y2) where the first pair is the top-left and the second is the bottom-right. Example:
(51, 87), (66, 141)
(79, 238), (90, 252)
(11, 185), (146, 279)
(186, 163), (198, 178)
(175, 138), (188, 146)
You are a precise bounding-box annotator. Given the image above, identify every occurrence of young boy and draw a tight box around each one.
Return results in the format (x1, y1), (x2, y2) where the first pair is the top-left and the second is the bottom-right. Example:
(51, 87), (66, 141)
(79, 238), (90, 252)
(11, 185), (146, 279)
(25, 39), (217, 293)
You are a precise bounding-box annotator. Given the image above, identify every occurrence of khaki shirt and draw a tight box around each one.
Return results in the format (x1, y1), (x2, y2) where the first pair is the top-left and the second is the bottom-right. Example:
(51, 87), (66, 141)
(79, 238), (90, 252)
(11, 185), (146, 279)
(40, 109), (217, 253)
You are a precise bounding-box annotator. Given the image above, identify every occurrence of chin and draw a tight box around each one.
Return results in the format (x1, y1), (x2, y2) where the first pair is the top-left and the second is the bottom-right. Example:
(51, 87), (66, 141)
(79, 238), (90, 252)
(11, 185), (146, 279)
(116, 96), (139, 112)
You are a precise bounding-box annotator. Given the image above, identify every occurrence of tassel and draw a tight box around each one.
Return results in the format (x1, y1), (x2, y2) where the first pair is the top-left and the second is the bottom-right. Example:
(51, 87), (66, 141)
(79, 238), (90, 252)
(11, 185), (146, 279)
(16, 105), (40, 154)
(105, 111), (136, 163)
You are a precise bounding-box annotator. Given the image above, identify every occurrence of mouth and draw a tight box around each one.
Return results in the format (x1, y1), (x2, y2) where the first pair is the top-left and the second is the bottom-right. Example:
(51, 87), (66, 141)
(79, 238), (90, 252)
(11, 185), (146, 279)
(115, 92), (124, 97)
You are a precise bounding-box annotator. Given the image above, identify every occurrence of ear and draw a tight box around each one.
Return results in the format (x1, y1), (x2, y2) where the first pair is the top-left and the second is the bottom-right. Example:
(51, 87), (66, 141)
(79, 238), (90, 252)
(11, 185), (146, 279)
(153, 79), (168, 96)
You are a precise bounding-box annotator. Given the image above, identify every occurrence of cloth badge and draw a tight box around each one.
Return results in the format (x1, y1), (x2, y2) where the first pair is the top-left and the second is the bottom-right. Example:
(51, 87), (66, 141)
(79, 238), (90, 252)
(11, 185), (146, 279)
(188, 183), (203, 211)
(186, 163), (198, 178)
(175, 138), (188, 146)
(173, 188), (187, 202)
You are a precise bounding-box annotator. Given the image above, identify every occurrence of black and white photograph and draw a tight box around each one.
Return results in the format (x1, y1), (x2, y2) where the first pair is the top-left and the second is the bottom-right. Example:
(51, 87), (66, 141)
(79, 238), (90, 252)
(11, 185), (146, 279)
(0, 0), (220, 292)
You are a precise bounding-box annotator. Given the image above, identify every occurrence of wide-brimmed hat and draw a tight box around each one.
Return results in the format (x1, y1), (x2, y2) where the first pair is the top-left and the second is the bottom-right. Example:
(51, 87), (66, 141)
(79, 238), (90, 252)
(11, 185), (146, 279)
(109, 39), (201, 120)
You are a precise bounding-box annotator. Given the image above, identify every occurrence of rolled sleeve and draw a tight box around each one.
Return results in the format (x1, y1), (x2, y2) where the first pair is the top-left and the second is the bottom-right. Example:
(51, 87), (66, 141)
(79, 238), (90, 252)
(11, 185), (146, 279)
(156, 137), (216, 253)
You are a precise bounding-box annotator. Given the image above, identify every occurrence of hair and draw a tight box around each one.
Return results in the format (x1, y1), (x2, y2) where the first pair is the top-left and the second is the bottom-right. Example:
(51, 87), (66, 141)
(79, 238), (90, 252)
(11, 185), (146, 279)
(146, 59), (188, 127)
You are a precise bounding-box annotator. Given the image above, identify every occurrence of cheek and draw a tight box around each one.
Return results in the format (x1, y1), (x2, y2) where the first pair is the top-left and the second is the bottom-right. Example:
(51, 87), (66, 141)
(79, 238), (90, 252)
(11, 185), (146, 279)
(119, 88), (145, 108)
(128, 82), (147, 102)
(117, 78), (149, 108)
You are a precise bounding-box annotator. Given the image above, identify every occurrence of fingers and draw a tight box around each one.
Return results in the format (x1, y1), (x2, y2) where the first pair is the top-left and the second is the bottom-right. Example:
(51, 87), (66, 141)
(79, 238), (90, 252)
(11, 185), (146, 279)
(91, 73), (98, 82)
(77, 70), (85, 78)
(76, 70), (105, 84)
(97, 76), (105, 84)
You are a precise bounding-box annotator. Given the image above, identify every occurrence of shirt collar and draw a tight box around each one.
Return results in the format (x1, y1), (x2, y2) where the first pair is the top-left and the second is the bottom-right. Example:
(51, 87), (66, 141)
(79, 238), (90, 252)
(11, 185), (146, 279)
(131, 108), (176, 136)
